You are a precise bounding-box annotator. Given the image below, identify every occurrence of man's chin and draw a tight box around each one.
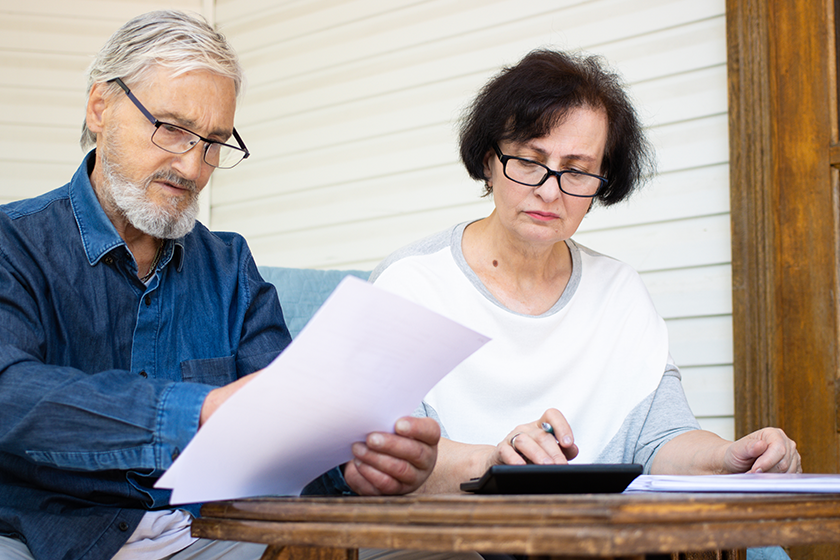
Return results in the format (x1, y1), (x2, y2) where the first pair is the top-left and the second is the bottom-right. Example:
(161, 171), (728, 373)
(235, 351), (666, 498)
(129, 209), (197, 239)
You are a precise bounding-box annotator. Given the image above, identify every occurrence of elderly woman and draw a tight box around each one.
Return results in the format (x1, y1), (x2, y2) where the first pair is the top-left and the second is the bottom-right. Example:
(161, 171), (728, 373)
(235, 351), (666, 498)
(368, 49), (800, 498)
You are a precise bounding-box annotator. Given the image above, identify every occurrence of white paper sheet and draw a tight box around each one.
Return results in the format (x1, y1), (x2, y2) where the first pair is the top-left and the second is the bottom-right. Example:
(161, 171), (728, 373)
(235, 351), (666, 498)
(625, 473), (840, 493)
(156, 276), (490, 504)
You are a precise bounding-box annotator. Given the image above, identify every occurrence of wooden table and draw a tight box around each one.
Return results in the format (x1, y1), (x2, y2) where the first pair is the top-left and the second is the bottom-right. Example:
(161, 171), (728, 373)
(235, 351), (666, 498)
(192, 493), (840, 560)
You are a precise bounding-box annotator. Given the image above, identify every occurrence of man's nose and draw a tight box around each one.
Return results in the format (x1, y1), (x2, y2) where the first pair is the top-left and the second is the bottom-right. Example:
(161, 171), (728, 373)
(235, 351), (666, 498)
(172, 144), (206, 181)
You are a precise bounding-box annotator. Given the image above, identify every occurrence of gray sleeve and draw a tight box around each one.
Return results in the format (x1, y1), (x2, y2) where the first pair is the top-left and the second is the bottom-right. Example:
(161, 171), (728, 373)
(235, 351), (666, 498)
(412, 401), (450, 439)
(595, 365), (700, 473)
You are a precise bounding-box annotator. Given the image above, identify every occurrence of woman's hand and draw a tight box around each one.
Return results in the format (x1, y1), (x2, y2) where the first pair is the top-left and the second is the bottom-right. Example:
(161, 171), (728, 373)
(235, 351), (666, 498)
(495, 408), (579, 466)
(722, 427), (801, 474)
(652, 427), (801, 475)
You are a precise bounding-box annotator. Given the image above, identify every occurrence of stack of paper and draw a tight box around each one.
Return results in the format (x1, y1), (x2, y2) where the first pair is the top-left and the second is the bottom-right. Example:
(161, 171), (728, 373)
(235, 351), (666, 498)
(625, 473), (840, 493)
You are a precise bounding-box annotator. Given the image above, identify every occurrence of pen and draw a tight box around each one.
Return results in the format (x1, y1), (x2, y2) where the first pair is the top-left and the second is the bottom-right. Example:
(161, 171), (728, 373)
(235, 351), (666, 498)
(541, 422), (554, 435)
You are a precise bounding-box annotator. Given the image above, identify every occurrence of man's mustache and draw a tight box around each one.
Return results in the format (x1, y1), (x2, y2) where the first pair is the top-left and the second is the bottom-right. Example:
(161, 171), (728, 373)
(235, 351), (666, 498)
(146, 170), (197, 194)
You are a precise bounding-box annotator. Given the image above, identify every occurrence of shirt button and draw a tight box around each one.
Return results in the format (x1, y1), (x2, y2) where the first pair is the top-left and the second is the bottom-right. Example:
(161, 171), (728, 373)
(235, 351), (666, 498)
(118, 521), (129, 532)
(171, 448), (180, 461)
(144, 295), (151, 306)
(139, 371), (148, 378)
(103, 257), (113, 265)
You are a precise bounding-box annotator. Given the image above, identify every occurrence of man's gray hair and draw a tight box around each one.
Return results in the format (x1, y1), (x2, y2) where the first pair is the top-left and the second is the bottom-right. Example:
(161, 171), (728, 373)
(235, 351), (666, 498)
(81, 10), (243, 150)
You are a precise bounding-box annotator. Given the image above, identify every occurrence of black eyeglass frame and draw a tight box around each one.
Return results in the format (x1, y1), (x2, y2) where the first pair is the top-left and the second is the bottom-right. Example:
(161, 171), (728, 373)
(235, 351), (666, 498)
(492, 143), (608, 198)
(108, 77), (250, 169)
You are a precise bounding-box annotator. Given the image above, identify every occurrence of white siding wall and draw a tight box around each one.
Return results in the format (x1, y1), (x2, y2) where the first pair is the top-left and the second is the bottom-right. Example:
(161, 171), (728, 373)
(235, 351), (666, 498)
(216, 0), (733, 439)
(0, 0), (733, 439)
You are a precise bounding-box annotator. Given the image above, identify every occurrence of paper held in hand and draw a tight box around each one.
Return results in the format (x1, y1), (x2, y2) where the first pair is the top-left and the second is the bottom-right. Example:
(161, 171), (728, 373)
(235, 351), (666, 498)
(156, 276), (491, 504)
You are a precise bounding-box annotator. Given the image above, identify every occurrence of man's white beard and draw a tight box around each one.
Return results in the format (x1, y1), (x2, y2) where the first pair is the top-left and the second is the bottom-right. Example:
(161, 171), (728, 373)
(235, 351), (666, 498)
(99, 149), (200, 239)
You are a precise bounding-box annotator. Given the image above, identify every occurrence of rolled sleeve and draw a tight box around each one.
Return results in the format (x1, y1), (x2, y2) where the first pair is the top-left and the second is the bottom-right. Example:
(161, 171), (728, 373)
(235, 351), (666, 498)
(156, 381), (214, 469)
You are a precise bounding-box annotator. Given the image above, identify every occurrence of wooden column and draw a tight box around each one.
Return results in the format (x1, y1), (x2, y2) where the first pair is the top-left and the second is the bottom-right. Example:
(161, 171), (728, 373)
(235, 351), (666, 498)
(727, 0), (840, 557)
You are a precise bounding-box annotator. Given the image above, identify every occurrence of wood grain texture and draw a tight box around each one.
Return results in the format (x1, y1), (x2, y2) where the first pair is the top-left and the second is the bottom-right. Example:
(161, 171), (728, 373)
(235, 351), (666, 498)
(727, 0), (839, 463)
(194, 494), (839, 557)
(727, 1), (839, 557)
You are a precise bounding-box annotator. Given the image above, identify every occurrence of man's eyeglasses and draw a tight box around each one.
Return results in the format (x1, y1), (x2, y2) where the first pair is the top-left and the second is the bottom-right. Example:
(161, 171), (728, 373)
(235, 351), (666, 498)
(108, 78), (249, 170)
(493, 143), (607, 198)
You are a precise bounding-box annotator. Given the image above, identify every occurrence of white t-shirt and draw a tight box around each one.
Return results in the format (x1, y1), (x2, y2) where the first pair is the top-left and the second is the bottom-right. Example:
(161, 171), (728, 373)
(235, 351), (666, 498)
(110, 509), (195, 560)
(371, 222), (699, 471)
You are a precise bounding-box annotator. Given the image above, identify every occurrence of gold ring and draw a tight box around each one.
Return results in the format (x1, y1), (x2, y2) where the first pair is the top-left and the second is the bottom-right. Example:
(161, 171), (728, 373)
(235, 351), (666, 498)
(510, 432), (522, 452)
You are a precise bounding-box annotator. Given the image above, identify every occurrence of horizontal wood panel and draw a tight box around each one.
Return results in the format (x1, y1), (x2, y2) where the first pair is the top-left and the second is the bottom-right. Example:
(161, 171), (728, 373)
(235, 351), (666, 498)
(211, 124), (458, 206)
(650, 113), (729, 173)
(213, 113), (727, 211)
(631, 64), (728, 128)
(666, 315), (733, 367)
(0, 87), (86, 127)
(0, 160), (79, 202)
(234, 63), (726, 172)
(211, 163), (484, 238)
(0, 51), (91, 90)
(574, 213), (731, 273)
(641, 264), (732, 319)
(229, 0), (722, 78)
(681, 365), (734, 417)
(214, 163), (730, 253)
(237, 17), (725, 129)
(247, 202), (494, 269)
(581, 163), (730, 231)
(0, 14), (133, 54)
(4, 1), (202, 19)
(1, 124), (82, 165)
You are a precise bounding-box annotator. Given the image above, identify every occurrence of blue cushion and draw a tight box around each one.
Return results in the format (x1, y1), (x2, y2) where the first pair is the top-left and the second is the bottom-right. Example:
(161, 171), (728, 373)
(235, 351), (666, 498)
(258, 266), (369, 338)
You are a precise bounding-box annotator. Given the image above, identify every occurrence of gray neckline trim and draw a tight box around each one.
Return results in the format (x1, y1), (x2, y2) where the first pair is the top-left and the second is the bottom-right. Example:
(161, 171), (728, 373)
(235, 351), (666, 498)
(450, 221), (582, 318)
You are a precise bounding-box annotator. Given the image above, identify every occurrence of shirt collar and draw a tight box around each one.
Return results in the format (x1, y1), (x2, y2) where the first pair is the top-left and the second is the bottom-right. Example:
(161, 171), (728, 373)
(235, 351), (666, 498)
(69, 150), (186, 271)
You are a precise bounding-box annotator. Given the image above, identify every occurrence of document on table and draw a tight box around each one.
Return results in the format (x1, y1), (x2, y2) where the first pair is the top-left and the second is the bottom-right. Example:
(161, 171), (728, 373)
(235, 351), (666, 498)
(156, 276), (490, 505)
(625, 473), (840, 493)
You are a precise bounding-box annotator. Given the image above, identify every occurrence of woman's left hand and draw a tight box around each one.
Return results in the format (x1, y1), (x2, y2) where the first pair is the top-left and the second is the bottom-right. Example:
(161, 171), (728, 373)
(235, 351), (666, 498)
(496, 408), (579, 466)
(723, 427), (801, 474)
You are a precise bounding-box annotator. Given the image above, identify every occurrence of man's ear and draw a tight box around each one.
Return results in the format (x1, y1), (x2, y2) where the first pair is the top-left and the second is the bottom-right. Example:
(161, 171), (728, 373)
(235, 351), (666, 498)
(86, 82), (109, 134)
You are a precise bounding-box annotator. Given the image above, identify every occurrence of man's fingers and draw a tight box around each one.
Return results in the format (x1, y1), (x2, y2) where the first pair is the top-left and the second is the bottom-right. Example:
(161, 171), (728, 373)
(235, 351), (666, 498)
(350, 441), (421, 494)
(343, 460), (383, 496)
(394, 416), (440, 447)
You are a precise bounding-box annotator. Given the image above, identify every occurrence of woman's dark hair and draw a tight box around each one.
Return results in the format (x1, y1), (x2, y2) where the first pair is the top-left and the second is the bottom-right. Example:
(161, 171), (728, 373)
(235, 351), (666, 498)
(459, 49), (654, 206)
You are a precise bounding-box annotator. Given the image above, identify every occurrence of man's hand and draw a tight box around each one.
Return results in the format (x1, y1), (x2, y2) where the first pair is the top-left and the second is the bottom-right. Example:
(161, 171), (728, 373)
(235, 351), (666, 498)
(199, 372), (258, 427)
(344, 416), (440, 495)
(723, 427), (801, 474)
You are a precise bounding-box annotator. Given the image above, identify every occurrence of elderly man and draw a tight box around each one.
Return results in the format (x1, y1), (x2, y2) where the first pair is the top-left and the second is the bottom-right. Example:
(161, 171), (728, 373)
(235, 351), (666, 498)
(0, 11), (444, 560)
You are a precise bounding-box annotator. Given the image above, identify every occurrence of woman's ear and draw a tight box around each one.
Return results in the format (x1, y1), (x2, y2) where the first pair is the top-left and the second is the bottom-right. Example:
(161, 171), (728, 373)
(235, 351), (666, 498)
(482, 148), (495, 184)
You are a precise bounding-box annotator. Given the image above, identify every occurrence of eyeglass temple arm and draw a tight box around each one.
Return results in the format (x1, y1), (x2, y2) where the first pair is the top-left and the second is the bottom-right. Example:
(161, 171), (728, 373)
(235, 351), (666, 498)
(108, 78), (158, 126)
(232, 128), (250, 159)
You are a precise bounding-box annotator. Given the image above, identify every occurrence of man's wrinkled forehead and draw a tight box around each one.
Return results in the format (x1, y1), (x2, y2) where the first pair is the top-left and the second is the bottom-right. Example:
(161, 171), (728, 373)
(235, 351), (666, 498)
(115, 67), (237, 137)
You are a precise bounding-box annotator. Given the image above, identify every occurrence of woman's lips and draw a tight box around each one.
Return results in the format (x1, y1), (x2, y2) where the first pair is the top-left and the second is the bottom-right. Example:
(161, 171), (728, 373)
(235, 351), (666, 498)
(525, 211), (559, 221)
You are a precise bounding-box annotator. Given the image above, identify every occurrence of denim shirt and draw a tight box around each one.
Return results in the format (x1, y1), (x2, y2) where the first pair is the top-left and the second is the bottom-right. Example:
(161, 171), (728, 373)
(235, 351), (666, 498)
(0, 152), (347, 560)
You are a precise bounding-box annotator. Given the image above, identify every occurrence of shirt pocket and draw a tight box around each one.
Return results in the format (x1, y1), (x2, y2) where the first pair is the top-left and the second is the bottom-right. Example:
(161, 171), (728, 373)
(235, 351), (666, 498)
(180, 355), (237, 387)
